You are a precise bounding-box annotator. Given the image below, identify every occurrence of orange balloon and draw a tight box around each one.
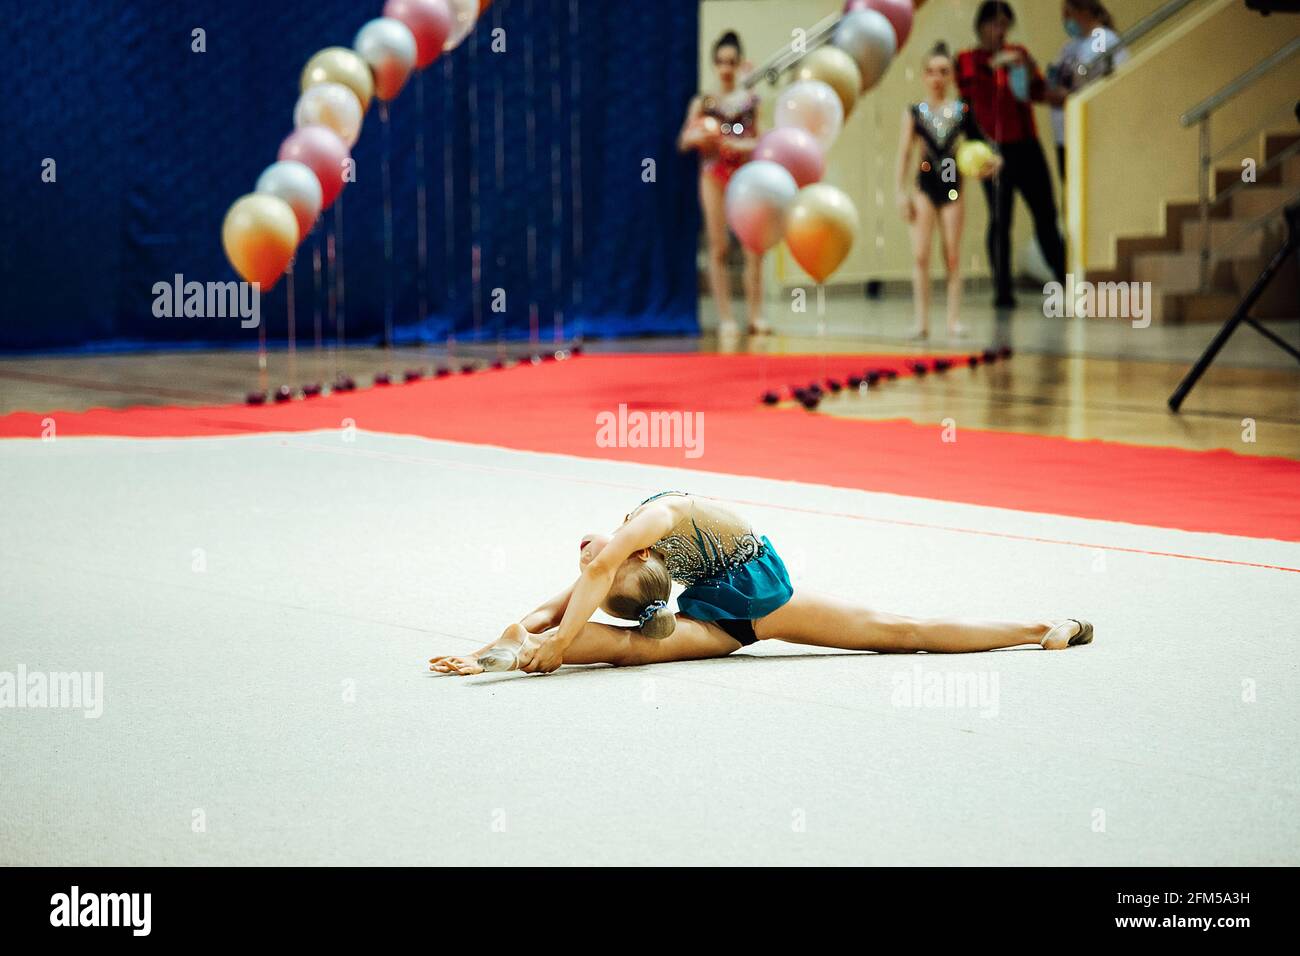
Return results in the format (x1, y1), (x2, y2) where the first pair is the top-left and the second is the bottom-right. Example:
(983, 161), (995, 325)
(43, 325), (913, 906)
(784, 184), (860, 284)
(222, 194), (299, 290)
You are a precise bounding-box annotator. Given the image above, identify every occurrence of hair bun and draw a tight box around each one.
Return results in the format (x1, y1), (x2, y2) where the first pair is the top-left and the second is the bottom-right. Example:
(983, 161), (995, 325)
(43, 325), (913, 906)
(930, 41), (951, 58)
(639, 603), (676, 640)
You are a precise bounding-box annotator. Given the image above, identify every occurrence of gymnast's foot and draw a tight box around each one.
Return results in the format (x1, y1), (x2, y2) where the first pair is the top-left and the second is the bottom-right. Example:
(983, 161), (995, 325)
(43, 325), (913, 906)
(948, 321), (969, 338)
(905, 323), (929, 341)
(1041, 619), (1094, 650)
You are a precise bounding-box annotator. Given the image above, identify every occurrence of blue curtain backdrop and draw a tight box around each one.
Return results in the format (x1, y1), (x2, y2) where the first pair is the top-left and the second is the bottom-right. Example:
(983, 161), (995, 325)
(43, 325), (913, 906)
(0, 0), (701, 352)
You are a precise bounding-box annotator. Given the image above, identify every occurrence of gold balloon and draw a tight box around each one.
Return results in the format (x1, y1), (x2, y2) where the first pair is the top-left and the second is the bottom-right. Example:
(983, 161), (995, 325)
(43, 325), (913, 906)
(784, 184), (860, 284)
(795, 46), (861, 119)
(301, 47), (374, 114)
(222, 194), (299, 290)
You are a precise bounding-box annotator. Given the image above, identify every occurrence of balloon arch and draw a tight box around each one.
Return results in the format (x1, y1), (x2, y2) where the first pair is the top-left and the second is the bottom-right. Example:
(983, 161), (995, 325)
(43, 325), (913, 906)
(221, 0), (919, 398)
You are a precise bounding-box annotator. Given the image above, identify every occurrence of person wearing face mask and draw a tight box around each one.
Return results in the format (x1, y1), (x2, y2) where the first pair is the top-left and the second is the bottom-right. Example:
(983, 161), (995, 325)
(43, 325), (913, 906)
(1047, 0), (1127, 182)
(956, 1), (1067, 309)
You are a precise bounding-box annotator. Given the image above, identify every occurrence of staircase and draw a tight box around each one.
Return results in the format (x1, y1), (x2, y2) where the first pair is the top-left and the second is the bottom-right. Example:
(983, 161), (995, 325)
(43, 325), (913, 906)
(1091, 130), (1299, 324)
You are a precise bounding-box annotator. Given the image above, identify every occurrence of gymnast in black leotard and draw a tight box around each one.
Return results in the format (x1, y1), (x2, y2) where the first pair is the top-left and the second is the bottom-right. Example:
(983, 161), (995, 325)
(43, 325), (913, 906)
(894, 42), (1000, 340)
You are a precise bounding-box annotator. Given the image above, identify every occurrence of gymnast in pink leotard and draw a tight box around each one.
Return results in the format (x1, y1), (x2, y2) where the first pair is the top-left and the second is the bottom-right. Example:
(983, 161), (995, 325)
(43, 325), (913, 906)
(678, 31), (767, 336)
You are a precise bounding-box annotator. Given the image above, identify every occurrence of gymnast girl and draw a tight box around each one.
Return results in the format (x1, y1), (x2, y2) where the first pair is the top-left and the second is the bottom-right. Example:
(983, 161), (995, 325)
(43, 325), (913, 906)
(430, 491), (1093, 676)
(677, 31), (767, 337)
(894, 42), (1000, 341)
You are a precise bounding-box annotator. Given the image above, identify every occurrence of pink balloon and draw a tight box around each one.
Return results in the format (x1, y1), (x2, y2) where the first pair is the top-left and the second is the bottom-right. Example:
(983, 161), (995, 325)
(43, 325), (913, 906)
(753, 127), (826, 188)
(845, 0), (913, 49)
(278, 126), (351, 210)
(383, 0), (453, 69)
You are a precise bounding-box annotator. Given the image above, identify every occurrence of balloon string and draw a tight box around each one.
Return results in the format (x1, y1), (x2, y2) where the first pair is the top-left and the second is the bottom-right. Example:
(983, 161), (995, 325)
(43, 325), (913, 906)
(312, 227), (324, 388)
(257, 297), (268, 395)
(335, 195), (346, 380)
(494, 1), (506, 356)
(326, 214), (338, 382)
(549, 11), (563, 344)
(415, 72), (429, 350)
(443, 54), (457, 364)
(469, 32), (482, 344)
(569, 0), (583, 341)
(380, 101), (394, 354)
(524, 0), (539, 352)
(286, 259), (296, 389)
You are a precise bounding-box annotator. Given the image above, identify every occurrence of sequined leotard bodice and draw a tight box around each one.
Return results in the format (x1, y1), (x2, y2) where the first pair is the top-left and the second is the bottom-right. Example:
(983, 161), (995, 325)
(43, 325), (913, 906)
(629, 491), (765, 587)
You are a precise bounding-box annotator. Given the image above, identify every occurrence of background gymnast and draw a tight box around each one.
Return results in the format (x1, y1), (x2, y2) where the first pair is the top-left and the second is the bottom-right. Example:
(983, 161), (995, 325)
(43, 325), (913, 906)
(430, 492), (1093, 675)
(677, 31), (767, 337)
(895, 41), (998, 341)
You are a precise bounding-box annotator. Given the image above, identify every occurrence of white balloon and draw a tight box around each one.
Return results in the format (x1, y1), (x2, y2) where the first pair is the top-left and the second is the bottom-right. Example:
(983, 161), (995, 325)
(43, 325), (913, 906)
(774, 80), (845, 152)
(444, 0), (479, 50)
(255, 160), (323, 242)
(833, 9), (897, 91)
(354, 17), (418, 102)
(293, 82), (364, 148)
(725, 160), (799, 254)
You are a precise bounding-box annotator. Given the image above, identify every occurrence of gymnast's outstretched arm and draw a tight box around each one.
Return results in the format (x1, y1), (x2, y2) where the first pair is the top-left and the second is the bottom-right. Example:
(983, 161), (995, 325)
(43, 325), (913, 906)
(430, 616), (741, 676)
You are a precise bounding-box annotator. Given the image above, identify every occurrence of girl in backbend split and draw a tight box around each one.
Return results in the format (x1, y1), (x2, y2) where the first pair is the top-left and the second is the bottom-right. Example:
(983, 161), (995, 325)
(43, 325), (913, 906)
(895, 41), (999, 341)
(430, 492), (1093, 676)
(677, 31), (767, 337)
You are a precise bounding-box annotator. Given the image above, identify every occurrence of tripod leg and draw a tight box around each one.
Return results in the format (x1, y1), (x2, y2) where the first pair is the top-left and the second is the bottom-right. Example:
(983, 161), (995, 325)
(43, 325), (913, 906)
(1168, 223), (1298, 412)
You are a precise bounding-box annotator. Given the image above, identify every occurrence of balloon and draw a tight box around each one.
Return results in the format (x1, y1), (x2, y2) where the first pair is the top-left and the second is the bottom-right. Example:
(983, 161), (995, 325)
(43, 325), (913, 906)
(753, 127), (825, 188)
(833, 9), (897, 91)
(794, 46), (861, 119)
(255, 160), (323, 241)
(301, 47), (374, 114)
(354, 18), (418, 101)
(845, 0), (914, 50)
(444, 0), (479, 50)
(785, 184), (860, 284)
(956, 139), (997, 179)
(774, 80), (844, 153)
(382, 0), (453, 69)
(724, 160), (799, 254)
(222, 194), (299, 290)
(293, 82), (363, 148)
(278, 126), (351, 209)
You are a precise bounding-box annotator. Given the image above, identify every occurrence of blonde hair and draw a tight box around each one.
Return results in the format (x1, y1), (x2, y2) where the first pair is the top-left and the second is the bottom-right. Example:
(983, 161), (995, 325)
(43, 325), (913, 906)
(606, 553), (676, 639)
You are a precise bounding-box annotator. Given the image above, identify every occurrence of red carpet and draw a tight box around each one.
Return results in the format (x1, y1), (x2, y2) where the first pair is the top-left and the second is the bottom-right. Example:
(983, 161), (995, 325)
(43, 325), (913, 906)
(4, 353), (1298, 542)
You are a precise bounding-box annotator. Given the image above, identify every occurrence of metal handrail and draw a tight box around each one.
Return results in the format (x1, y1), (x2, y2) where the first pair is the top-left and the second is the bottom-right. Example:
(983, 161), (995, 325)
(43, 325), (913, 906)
(1204, 137), (1300, 210)
(741, 12), (844, 89)
(1183, 33), (1300, 290)
(1182, 37), (1300, 126)
(1208, 185), (1300, 266)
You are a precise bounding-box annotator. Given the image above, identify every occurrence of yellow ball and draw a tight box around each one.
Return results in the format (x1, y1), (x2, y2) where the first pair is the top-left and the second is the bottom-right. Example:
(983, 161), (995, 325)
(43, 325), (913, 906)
(956, 140), (996, 179)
